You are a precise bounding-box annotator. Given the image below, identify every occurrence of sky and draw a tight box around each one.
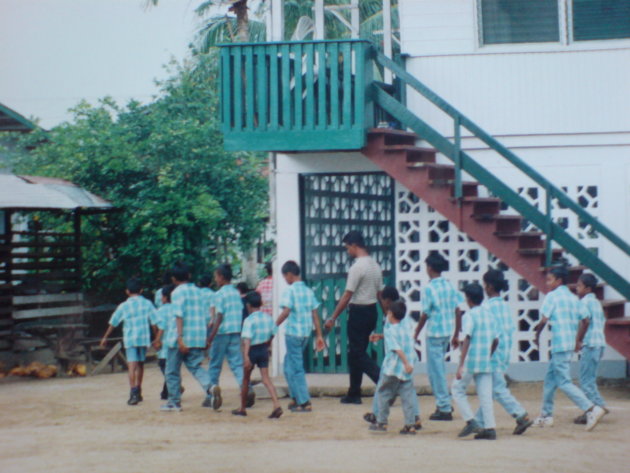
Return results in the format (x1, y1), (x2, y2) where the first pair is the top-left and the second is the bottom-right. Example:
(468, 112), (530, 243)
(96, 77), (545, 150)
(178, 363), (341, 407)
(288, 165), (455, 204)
(0, 0), (201, 129)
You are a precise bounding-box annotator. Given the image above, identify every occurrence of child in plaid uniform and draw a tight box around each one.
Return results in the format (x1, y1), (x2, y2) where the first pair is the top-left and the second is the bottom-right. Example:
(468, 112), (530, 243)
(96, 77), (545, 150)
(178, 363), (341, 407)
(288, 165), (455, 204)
(574, 273), (609, 424)
(414, 252), (464, 420)
(153, 284), (176, 401)
(276, 261), (325, 412)
(100, 277), (158, 406)
(207, 264), (253, 411)
(452, 283), (500, 440)
(198, 273), (216, 323)
(256, 262), (274, 315)
(161, 263), (212, 412)
(232, 292), (283, 418)
(533, 266), (605, 430)
(369, 300), (419, 434)
(473, 269), (533, 435)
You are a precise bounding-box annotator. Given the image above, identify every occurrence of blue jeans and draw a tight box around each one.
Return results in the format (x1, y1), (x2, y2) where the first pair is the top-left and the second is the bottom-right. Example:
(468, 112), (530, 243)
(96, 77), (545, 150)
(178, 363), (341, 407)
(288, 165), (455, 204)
(579, 346), (606, 407)
(541, 350), (594, 416)
(284, 335), (310, 405)
(474, 371), (526, 426)
(452, 372), (495, 429)
(165, 347), (210, 405)
(376, 375), (418, 426)
(372, 371), (420, 418)
(208, 333), (243, 387)
(427, 336), (452, 413)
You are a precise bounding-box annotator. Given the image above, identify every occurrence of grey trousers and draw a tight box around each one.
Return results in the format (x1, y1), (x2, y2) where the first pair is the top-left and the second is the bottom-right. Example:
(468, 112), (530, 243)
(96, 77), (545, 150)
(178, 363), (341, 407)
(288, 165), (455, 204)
(376, 374), (417, 426)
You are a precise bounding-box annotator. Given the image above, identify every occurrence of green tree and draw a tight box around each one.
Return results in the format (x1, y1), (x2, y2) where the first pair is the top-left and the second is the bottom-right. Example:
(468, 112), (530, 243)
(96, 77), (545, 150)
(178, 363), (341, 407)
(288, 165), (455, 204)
(7, 53), (267, 298)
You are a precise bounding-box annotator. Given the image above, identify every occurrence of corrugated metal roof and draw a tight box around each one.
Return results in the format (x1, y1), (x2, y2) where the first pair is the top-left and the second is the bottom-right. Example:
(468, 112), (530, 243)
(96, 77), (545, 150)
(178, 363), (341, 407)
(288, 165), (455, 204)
(0, 174), (112, 210)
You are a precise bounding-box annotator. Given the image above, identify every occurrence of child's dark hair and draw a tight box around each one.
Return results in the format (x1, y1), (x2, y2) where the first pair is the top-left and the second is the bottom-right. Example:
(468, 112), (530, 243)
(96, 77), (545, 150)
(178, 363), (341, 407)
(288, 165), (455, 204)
(425, 251), (448, 273)
(215, 263), (233, 282)
(244, 291), (262, 308)
(161, 271), (172, 285)
(381, 286), (400, 301)
(126, 277), (142, 294)
(463, 283), (484, 306)
(162, 284), (175, 303)
(281, 260), (300, 276)
(483, 269), (509, 293)
(389, 300), (407, 321)
(171, 262), (190, 282)
(236, 282), (249, 295)
(265, 261), (273, 277)
(548, 265), (569, 284)
(579, 273), (598, 291)
(198, 273), (213, 287)
(342, 230), (366, 248)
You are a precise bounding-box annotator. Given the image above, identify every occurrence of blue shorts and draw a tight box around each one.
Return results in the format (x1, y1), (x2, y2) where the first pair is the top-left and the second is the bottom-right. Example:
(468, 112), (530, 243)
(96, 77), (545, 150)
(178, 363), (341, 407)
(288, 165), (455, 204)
(249, 343), (270, 368)
(126, 347), (147, 363)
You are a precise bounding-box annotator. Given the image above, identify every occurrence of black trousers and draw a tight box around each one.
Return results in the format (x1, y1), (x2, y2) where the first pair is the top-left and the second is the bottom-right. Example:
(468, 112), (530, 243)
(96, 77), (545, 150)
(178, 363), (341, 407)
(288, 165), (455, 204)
(158, 358), (168, 398)
(347, 304), (381, 398)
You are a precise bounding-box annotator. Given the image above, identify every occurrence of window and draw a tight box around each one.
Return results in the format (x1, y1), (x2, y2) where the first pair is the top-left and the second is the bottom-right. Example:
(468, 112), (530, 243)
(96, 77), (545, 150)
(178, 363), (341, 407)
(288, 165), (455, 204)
(480, 0), (560, 45)
(573, 0), (630, 41)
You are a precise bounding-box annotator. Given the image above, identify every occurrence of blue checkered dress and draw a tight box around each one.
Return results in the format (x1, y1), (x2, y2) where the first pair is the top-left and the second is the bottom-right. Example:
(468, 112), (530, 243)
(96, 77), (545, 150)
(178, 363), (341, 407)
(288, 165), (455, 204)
(241, 310), (277, 345)
(171, 283), (211, 348)
(382, 321), (416, 381)
(156, 303), (177, 357)
(485, 296), (515, 373)
(109, 295), (156, 348)
(422, 277), (465, 338)
(214, 284), (243, 335)
(280, 281), (320, 337)
(541, 285), (588, 353)
(461, 305), (499, 374)
(581, 293), (606, 348)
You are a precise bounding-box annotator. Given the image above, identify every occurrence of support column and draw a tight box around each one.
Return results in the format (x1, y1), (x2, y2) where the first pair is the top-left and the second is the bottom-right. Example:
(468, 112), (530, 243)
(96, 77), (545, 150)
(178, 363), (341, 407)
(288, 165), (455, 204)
(268, 0), (284, 42)
(383, 0), (393, 83)
(314, 0), (325, 40)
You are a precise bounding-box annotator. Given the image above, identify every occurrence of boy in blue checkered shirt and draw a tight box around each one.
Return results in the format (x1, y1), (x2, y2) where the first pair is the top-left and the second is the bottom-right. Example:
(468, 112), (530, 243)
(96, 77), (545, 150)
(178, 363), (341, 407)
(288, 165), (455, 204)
(414, 252), (465, 421)
(207, 263), (253, 411)
(533, 266), (605, 431)
(574, 273), (609, 424)
(100, 277), (158, 406)
(452, 283), (500, 440)
(276, 261), (325, 412)
(153, 284), (177, 401)
(369, 300), (418, 434)
(232, 291), (283, 419)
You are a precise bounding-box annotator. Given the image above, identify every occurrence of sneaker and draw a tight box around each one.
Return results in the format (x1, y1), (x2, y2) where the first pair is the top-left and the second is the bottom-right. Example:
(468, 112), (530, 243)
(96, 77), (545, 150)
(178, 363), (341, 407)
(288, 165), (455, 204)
(127, 393), (140, 406)
(429, 409), (453, 421)
(513, 414), (533, 435)
(340, 395), (362, 405)
(201, 397), (213, 408)
(246, 389), (256, 408)
(474, 428), (497, 440)
(160, 402), (182, 412)
(458, 419), (482, 438)
(533, 415), (554, 427)
(363, 412), (377, 424)
(369, 423), (387, 432)
(585, 405), (605, 432)
(573, 413), (587, 425)
(414, 415), (422, 431)
(399, 424), (416, 435)
(210, 385), (222, 411)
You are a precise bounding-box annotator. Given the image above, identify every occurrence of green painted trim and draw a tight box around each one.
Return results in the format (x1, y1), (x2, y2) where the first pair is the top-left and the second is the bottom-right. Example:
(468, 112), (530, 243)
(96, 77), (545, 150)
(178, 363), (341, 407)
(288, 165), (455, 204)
(223, 129), (366, 152)
(0, 103), (40, 132)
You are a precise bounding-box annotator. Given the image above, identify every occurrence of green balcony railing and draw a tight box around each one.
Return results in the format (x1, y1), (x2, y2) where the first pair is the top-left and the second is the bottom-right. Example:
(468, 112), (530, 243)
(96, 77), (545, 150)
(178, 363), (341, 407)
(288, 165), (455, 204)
(220, 40), (374, 152)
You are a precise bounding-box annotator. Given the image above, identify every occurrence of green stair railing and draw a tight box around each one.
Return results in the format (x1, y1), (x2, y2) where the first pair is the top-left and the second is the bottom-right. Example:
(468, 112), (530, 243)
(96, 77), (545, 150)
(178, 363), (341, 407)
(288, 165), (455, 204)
(371, 50), (630, 300)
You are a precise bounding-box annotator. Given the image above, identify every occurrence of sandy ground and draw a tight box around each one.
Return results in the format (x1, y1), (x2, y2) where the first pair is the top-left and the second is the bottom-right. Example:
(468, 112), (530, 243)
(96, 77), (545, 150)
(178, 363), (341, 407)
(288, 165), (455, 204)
(0, 364), (629, 473)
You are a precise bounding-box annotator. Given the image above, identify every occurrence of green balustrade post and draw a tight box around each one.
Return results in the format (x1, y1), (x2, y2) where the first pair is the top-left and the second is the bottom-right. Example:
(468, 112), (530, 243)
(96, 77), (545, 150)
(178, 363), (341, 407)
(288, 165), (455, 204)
(454, 115), (462, 202)
(545, 185), (553, 268)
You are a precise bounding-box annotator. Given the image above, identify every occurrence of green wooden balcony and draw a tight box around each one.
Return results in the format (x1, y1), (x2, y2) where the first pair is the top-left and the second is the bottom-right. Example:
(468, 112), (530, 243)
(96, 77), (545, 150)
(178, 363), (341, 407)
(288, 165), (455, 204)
(220, 40), (375, 152)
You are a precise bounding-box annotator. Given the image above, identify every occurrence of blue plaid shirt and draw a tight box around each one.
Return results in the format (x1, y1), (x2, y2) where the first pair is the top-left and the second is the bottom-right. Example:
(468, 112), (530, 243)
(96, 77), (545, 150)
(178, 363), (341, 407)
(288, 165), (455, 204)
(109, 295), (157, 348)
(154, 288), (163, 309)
(541, 285), (588, 353)
(422, 277), (464, 338)
(156, 303), (177, 357)
(241, 310), (277, 345)
(382, 320), (416, 381)
(214, 284), (243, 334)
(485, 297), (515, 373)
(280, 281), (320, 337)
(581, 293), (606, 348)
(462, 305), (499, 374)
(200, 287), (216, 308)
(171, 283), (211, 348)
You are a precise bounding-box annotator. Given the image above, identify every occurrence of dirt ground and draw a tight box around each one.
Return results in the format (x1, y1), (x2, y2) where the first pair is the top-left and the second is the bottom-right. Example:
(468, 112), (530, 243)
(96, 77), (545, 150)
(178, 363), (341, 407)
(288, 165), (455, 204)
(1, 364), (629, 473)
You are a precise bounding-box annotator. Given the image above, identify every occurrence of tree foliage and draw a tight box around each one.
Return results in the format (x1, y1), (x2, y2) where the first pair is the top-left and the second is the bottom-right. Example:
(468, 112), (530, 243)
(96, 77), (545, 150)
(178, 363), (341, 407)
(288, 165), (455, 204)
(7, 53), (267, 297)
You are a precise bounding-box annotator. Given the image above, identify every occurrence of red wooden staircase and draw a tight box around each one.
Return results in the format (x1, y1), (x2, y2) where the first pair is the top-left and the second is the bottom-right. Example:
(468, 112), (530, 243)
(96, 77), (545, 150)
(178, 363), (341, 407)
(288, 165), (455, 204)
(363, 128), (630, 360)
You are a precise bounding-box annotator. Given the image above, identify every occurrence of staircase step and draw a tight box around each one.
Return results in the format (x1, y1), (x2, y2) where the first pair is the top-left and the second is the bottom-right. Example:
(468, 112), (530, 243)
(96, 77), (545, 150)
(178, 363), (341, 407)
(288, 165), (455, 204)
(519, 247), (564, 265)
(407, 162), (455, 179)
(463, 197), (502, 220)
(602, 300), (627, 319)
(383, 145), (436, 163)
(432, 180), (479, 197)
(494, 215), (523, 233)
(493, 231), (544, 250)
(606, 316), (630, 325)
(368, 128), (417, 146)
